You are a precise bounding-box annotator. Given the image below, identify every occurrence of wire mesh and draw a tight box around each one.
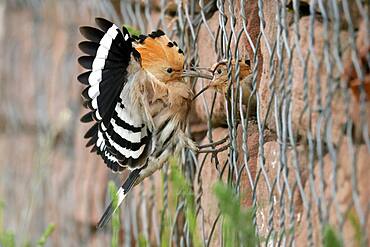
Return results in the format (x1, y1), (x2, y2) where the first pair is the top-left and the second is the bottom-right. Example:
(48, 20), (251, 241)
(1, 0), (369, 246)
(101, 0), (369, 246)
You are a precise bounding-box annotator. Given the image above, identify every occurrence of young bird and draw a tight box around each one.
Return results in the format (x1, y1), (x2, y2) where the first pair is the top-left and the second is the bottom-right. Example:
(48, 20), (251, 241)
(211, 60), (254, 102)
(195, 59), (256, 112)
(77, 18), (196, 228)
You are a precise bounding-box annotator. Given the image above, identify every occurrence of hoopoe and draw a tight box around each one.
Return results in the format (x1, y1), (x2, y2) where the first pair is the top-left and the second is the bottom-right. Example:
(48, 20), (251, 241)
(189, 60), (257, 154)
(194, 59), (256, 113)
(78, 18), (197, 228)
(210, 60), (255, 107)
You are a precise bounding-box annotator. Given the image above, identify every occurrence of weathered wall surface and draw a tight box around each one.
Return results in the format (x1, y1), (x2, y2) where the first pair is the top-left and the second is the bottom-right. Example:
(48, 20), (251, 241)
(0, 2), (112, 246)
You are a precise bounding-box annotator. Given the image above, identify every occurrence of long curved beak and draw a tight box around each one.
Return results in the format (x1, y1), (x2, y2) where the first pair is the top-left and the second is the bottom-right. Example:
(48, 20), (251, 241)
(182, 69), (213, 80)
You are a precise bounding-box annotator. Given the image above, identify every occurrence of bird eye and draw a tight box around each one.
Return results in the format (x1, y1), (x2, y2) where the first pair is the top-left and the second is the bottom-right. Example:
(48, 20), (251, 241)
(217, 68), (222, 74)
(167, 68), (173, 73)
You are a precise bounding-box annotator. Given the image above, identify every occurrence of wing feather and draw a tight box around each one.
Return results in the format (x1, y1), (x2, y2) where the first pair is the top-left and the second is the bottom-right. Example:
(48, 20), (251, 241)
(78, 18), (151, 172)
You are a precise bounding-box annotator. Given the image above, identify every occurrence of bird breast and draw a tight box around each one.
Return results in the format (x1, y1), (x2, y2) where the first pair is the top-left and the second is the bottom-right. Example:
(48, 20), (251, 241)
(137, 75), (192, 152)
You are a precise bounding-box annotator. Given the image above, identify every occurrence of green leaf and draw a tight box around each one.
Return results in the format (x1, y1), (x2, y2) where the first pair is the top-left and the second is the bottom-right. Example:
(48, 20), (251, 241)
(348, 210), (363, 246)
(160, 215), (171, 247)
(123, 25), (141, 36)
(0, 231), (16, 247)
(323, 224), (343, 247)
(0, 200), (4, 232)
(36, 223), (56, 247)
(213, 182), (257, 246)
(167, 157), (201, 247)
(138, 234), (148, 247)
(108, 181), (121, 247)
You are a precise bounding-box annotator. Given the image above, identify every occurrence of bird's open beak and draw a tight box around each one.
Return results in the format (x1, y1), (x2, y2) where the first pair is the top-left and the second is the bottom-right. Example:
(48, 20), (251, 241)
(182, 69), (213, 80)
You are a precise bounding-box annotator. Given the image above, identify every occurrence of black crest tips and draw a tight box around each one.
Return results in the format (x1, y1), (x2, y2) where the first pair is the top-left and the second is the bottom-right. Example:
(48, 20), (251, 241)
(148, 32), (156, 38)
(178, 48), (184, 54)
(148, 29), (165, 38)
(167, 42), (174, 47)
(156, 29), (165, 36)
(138, 34), (147, 43)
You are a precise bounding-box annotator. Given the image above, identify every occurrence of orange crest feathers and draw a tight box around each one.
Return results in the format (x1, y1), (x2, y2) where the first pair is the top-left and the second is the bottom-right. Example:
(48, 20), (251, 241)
(133, 31), (185, 82)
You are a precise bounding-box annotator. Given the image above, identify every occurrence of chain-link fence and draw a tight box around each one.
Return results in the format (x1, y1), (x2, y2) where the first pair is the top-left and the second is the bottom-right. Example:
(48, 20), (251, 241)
(1, 0), (369, 246)
(91, 1), (370, 246)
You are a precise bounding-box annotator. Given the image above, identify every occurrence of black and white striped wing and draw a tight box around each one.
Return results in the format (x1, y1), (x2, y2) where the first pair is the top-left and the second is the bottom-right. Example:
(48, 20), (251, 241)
(78, 17), (150, 172)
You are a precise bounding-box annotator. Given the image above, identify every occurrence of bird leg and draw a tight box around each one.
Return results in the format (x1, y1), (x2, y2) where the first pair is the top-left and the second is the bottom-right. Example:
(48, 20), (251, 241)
(197, 135), (229, 149)
(197, 143), (230, 154)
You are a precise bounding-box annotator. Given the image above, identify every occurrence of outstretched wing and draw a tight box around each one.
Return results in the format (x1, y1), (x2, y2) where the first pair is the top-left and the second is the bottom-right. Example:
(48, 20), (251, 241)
(78, 18), (150, 172)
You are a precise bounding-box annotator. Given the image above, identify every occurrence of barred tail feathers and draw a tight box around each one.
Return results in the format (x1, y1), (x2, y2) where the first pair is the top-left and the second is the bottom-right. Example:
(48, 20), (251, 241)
(97, 167), (142, 229)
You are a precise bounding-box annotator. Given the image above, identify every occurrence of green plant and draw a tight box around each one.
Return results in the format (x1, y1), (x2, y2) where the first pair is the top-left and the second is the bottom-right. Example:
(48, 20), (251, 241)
(213, 182), (257, 247)
(0, 231), (16, 247)
(348, 209), (363, 246)
(168, 158), (199, 246)
(0, 200), (15, 247)
(159, 157), (201, 247)
(108, 181), (121, 247)
(36, 224), (55, 247)
(123, 25), (141, 36)
(159, 191), (171, 247)
(138, 233), (148, 247)
(0, 200), (54, 247)
(159, 214), (171, 247)
(323, 224), (343, 247)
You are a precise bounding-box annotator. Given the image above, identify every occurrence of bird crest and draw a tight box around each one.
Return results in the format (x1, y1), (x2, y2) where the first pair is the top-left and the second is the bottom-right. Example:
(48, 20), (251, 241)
(133, 31), (185, 82)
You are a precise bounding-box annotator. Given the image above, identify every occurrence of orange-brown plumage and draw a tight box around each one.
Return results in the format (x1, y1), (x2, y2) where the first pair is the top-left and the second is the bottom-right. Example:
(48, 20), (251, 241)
(132, 31), (193, 129)
(206, 60), (256, 111)
(209, 60), (252, 95)
(134, 34), (185, 83)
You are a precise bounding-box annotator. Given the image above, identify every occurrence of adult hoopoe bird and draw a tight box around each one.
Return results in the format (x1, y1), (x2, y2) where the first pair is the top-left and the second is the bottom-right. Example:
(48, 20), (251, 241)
(77, 18), (197, 228)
